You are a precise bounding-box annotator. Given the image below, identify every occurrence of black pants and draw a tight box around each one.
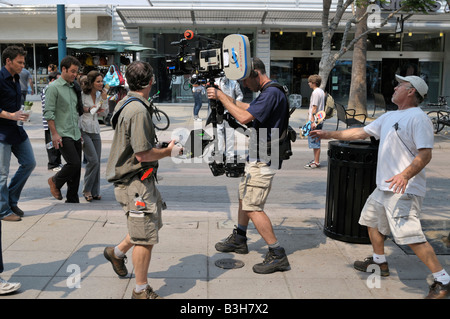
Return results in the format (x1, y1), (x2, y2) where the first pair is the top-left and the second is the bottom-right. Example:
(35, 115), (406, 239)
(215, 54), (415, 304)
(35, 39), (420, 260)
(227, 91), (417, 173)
(53, 137), (82, 203)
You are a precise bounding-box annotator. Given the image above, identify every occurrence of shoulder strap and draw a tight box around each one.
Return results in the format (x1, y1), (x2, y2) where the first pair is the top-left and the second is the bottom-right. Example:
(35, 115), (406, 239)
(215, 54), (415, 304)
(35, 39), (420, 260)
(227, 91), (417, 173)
(111, 97), (147, 130)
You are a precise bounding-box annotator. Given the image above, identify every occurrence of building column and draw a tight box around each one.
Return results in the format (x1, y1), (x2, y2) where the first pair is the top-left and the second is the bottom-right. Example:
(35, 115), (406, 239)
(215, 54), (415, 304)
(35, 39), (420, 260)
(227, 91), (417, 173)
(255, 28), (271, 77)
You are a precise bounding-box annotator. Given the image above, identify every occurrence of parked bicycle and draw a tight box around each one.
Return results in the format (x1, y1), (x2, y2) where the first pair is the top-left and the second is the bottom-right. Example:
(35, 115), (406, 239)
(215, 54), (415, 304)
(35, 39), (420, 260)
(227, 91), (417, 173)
(425, 96), (450, 134)
(149, 91), (170, 131)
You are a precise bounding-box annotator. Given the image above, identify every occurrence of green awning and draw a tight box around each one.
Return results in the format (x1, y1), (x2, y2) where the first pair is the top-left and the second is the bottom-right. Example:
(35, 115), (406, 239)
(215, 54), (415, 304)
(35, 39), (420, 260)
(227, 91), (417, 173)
(49, 41), (156, 52)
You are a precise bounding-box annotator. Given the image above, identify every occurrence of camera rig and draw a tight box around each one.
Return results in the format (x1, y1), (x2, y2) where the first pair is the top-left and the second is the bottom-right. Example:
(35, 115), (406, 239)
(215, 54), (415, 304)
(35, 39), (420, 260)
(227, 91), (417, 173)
(166, 30), (252, 177)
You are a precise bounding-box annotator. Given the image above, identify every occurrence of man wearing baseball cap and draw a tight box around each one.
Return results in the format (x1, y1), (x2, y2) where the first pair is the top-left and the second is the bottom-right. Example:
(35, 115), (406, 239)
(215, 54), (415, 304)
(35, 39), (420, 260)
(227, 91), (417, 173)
(310, 75), (449, 299)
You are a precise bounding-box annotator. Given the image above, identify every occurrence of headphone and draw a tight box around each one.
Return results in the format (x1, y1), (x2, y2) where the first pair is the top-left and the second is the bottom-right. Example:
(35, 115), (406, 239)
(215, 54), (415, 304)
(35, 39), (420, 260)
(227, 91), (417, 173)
(249, 59), (259, 78)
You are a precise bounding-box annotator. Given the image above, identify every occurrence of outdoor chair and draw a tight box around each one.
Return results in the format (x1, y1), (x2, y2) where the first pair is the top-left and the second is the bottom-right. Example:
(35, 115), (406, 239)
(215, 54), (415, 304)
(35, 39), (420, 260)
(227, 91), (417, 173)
(335, 102), (367, 130)
(372, 92), (386, 117)
(372, 92), (398, 116)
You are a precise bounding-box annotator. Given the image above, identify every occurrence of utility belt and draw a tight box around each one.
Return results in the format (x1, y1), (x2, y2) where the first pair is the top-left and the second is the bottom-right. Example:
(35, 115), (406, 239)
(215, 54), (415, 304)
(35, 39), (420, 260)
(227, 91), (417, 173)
(113, 166), (158, 186)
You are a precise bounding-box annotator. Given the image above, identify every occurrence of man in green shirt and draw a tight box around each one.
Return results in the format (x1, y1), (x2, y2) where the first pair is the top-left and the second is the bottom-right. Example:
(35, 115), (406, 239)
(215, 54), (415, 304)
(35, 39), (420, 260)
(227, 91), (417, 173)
(44, 56), (82, 203)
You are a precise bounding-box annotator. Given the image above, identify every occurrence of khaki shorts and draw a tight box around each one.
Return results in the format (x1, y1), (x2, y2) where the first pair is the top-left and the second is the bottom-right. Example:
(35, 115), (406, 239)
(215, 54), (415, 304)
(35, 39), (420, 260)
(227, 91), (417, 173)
(239, 161), (276, 211)
(359, 188), (426, 245)
(114, 176), (163, 245)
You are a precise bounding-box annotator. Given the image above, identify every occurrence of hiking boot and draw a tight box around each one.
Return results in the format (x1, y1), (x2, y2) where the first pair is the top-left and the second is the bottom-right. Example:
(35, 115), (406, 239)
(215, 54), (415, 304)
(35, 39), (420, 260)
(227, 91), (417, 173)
(132, 285), (163, 299)
(425, 280), (449, 299)
(215, 228), (248, 254)
(103, 246), (128, 277)
(353, 257), (390, 277)
(252, 247), (290, 274)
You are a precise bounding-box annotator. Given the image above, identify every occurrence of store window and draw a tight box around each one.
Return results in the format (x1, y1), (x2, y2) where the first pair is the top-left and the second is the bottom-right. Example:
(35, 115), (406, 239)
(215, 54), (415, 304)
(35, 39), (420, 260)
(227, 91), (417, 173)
(402, 33), (443, 52)
(271, 32), (310, 50)
(0, 43), (58, 96)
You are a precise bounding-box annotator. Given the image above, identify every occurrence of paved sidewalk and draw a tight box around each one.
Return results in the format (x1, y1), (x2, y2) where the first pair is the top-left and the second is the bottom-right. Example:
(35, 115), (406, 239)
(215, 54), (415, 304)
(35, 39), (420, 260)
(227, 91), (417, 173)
(0, 101), (448, 300)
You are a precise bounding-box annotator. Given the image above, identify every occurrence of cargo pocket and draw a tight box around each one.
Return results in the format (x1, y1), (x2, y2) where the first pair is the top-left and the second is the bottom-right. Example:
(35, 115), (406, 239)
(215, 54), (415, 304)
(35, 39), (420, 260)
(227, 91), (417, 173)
(127, 213), (155, 242)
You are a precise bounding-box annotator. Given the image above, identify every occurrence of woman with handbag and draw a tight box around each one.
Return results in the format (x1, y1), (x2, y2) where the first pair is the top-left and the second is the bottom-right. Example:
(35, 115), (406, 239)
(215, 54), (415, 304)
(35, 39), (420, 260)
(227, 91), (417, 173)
(79, 71), (108, 201)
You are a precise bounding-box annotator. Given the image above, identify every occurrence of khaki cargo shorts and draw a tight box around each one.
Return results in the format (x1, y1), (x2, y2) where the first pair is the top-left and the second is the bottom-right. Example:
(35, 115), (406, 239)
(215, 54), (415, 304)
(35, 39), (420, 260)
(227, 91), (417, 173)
(359, 188), (426, 245)
(114, 176), (163, 245)
(239, 161), (276, 211)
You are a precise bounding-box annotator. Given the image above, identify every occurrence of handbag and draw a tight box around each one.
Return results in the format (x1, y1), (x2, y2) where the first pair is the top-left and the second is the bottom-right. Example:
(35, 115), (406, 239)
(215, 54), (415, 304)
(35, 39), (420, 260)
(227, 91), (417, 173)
(104, 65), (124, 87)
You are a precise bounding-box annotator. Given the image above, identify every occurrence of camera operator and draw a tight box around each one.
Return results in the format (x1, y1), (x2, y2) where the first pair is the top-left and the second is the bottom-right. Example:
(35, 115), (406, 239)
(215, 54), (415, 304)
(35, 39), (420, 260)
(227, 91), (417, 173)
(104, 61), (182, 299)
(207, 57), (290, 274)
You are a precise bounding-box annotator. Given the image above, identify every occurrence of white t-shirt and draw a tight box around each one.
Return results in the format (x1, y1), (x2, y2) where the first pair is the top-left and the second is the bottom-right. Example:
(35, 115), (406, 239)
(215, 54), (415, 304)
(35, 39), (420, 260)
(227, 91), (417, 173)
(308, 87), (325, 120)
(363, 107), (434, 197)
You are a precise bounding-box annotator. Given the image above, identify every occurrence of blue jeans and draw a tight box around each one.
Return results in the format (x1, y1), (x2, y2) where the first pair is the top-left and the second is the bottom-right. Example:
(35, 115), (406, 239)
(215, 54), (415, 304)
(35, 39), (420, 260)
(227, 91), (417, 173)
(0, 139), (36, 219)
(193, 91), (203, 116)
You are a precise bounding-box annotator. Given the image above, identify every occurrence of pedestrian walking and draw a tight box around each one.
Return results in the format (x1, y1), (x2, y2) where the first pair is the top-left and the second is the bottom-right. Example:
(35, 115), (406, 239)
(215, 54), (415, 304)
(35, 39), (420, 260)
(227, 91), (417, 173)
(44, 56), (83, 203)
(104, 61), (182, 299)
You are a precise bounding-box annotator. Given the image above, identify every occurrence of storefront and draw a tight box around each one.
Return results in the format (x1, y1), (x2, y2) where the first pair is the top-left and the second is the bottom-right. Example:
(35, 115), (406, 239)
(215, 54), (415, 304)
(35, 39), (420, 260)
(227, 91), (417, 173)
(117, 1), (450, 106)
(0, 5), (116, 100)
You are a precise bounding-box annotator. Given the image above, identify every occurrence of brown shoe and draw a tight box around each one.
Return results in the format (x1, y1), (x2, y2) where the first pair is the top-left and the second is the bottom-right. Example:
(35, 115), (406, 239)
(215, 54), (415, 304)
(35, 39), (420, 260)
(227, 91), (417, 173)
(103, 246), (128, 277)
(354, 256), (390, 277)
(132, 285), (162, 299)
(48, 176), (62, 200)
(10, 206), (24, 217)
(2, 214), (21, 222)
(425, 280), (449, 299)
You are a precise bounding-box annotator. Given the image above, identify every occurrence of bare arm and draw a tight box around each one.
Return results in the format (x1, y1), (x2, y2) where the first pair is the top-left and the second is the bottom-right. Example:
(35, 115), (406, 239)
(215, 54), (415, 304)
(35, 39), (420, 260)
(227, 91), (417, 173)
(207, 87), (255, 124)
(135, 140), (182, 162)
(47, 120), (63, 149)
(386, 148), (432, 194)
(309, 127), (370, 141)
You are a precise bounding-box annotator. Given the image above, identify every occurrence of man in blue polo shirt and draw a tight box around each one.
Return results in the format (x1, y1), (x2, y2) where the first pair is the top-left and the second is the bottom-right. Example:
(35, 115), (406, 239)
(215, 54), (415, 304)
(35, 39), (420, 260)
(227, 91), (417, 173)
(0, 45), (36, 295)
(207, 58), (290, 274)
(0, 46), (36, 222)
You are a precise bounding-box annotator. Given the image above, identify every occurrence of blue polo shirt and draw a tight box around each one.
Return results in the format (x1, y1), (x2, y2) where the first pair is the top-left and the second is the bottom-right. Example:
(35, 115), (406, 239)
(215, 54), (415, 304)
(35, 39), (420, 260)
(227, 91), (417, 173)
(0, 66), (28, 144)
(246, 82), (289, 166)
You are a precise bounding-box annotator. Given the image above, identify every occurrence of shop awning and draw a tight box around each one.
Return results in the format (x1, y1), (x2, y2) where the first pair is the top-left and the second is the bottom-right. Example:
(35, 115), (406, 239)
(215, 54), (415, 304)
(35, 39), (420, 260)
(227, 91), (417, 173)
(116, 6), (450, 31)
(49, 41), (156, 52)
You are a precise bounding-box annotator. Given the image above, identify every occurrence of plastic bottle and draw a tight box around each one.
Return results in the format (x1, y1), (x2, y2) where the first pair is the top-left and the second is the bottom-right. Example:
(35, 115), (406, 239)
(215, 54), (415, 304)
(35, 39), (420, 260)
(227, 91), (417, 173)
(17, 105), (25, 126)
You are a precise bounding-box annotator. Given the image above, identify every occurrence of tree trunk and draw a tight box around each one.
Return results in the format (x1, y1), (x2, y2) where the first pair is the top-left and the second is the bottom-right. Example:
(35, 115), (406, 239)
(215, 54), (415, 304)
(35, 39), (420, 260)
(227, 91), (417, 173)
(348, 5), (368, 116)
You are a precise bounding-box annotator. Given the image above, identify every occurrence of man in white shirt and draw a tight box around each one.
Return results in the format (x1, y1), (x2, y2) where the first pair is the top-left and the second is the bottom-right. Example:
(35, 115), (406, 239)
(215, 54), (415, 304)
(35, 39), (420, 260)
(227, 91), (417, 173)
(304, 74), (325, 169)
(310, 75), (449, 299)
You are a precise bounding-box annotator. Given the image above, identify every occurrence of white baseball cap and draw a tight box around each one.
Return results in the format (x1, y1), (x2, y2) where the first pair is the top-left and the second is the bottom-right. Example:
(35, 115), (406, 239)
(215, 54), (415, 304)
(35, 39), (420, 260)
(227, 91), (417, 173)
(395, 75), (428, 98)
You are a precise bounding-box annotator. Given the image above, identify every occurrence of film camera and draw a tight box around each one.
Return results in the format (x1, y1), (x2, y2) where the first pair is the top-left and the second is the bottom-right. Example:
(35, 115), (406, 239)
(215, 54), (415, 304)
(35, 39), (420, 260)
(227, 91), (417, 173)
(166, 30), (252, 177)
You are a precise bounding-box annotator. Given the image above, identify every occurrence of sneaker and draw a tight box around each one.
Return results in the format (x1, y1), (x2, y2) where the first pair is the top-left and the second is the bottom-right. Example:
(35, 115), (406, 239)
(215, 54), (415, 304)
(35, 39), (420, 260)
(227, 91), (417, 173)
(103, 246), (128, 277)
(252, 247), (290, 274)
(425, 280), (449, 299)
(353, 257), (390, 277)
(304, 161), (320, 169)
(0, 277), (21, 295)
(215, 228), (248, 254)
(132, 285), (163, 299)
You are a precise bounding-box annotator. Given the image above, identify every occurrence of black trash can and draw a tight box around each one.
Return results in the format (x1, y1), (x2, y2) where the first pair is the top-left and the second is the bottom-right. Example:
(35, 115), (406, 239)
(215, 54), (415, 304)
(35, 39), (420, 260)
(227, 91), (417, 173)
(324, 140), (378, 244)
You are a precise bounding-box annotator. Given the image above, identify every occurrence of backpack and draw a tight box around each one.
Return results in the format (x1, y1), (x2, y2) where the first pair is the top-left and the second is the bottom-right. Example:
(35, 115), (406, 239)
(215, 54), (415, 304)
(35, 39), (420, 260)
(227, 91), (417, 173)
(261, 82), (296, 164)
(325, 93), (335, 119)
